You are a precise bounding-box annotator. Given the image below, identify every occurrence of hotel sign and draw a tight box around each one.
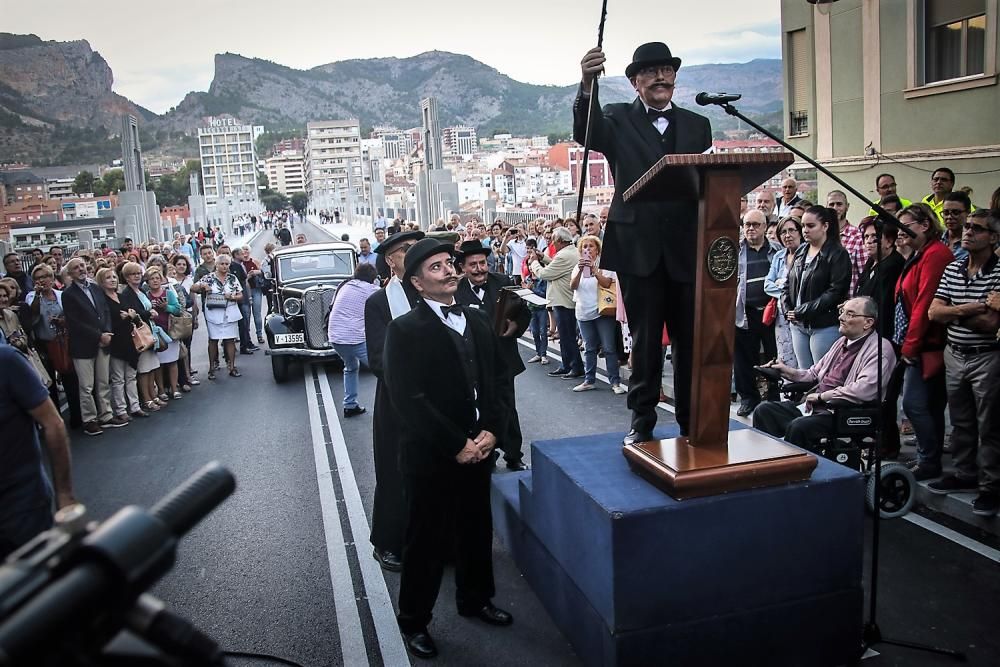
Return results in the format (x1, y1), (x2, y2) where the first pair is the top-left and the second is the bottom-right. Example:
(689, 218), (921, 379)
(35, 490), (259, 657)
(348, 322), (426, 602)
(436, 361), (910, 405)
(199, 116), (251, 135)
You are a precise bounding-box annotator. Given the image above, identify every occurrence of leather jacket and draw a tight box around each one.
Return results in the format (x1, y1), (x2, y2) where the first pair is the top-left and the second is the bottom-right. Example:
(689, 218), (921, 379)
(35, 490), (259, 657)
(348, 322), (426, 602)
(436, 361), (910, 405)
(782, 239), (852, 329)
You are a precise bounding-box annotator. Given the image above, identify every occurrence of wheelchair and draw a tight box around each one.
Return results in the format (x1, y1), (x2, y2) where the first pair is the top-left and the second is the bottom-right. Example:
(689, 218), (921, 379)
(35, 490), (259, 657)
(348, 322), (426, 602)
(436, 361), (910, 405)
(755, 366), (917, 519)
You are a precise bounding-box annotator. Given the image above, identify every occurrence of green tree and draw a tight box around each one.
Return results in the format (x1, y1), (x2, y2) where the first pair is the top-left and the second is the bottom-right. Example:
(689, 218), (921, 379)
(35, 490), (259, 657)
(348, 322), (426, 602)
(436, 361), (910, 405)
(290, 192), (308, 215)
(72, 170), (97, 195)
(261, 193), (289, 212)
(98, 169), (126, 195)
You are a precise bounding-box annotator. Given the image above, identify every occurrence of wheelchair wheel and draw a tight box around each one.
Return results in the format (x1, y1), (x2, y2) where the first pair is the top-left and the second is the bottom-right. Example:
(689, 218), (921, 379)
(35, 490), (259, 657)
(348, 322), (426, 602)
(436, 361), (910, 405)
(866, 462), (917, 519)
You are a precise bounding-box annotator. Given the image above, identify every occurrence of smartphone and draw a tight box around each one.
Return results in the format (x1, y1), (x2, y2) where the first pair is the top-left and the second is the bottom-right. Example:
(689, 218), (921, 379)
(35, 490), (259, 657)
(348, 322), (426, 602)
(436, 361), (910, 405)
(582, 248), (592, 278)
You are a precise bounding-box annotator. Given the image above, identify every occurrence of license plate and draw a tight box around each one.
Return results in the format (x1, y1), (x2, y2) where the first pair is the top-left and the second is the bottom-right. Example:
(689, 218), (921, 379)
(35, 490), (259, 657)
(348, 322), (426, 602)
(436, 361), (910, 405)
(273, 333), (305, 345)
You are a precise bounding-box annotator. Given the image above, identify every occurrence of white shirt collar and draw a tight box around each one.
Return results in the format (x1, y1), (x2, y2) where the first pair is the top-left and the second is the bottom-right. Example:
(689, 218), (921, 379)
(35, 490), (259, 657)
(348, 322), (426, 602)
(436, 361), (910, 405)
(642, 101), (674, 114)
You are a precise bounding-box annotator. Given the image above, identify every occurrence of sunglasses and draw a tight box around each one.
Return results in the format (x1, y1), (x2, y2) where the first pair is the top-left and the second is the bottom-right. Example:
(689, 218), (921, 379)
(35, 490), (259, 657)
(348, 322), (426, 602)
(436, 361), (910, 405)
(963, 223), (992, 234)
(942, 209), (966, 217)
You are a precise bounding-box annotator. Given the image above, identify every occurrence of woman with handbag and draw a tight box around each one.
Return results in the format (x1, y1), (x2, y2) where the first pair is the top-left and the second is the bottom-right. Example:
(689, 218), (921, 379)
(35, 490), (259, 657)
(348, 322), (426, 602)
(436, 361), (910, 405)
(166, 261), (198, 392)
(121, 261), (163, 412)
(0, 282), (52, 390)
(764, 215), (804, 367)
(569, 235), (624, 394)
(25, 263), (82, 428)
(97, 267), (146, 420)
(145, 267), (183, 401)
(191, 253), (244, 380)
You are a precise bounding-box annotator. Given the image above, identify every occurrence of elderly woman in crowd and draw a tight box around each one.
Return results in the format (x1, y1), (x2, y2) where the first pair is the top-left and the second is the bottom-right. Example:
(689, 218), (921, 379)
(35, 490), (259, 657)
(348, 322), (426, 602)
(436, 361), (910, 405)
(894, 203), (954, 480)
(121, 261), (162, 412)
(569, 234), (624, 394)
(764, 215), (803, 367)
(146, 267), (183, 400)
(26, 263), (82, 427)
(783, 205), (852, 367)
(168, 257), (200, 390)
(97, 267), (145, 420)
(191, 253), (244, 380)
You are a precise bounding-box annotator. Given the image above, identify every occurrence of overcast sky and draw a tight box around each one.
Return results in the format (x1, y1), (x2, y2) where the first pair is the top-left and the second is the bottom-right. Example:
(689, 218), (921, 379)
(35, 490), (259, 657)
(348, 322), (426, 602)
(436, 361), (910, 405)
(6, 0), (782, 114)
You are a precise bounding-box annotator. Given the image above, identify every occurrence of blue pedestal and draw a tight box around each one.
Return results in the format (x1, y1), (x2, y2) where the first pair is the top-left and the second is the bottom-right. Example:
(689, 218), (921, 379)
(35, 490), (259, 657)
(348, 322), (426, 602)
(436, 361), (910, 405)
(491, 424), (865, 666)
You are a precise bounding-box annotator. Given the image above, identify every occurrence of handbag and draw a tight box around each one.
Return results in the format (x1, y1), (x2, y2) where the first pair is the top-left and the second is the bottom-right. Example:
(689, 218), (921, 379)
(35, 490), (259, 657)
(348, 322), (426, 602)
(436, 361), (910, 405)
(598, 283), (617, 318)
(762, 298), (778, 326)
(47, 331), (74, 374)
(25, 348), (52, 388)
(132, 322), (156, 353)
(168, 311), (193, 340)
(151, 324), (172, 352)
(205, 293), (227, 310)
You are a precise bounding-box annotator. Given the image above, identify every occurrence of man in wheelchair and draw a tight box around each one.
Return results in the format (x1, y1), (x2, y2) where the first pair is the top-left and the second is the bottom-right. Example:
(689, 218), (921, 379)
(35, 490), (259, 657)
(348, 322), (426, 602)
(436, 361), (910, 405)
(752, 296), (897, 451)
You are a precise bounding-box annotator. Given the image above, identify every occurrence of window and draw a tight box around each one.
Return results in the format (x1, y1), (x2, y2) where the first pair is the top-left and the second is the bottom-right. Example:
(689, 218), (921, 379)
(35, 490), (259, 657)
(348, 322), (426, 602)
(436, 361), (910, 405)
(787, 29), (809, 136)
(925, 0), (986, 82)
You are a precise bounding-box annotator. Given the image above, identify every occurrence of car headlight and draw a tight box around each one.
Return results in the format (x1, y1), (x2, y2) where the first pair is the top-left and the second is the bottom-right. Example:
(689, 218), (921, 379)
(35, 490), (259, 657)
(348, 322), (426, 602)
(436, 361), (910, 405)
(283, 297), (302, 316)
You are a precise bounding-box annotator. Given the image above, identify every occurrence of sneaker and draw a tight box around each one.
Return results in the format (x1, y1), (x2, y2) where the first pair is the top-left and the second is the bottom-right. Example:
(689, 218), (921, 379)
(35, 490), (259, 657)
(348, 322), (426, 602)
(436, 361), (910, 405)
(926, 475), (978, 496)
(539, 357), (550, 365)
(83, 421), (104, 436)
(527, 355), (542, 363)
(572, 382), (595, 392)
(101, 416), (129, 429)
(972, 493), (1000, 517)
(611, 384), (628, 395)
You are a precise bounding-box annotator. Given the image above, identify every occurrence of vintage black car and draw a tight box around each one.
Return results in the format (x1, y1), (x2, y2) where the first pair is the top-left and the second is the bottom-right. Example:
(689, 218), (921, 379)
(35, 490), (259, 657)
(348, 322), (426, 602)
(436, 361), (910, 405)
(263, 241), (357, 382)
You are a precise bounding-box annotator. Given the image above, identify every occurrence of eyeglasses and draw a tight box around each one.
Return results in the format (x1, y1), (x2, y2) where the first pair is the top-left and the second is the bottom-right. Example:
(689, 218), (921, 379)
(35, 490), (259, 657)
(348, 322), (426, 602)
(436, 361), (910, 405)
(862, 234), (879, 241)
(942, 209), (966, 217)
(637, 65), (675, 78)
(963, 223), (992, 233)
(392, 243), (417, 255)
(780, 228), (799, 235)
(838, 307), (872, 319)
(931, 176), (953, 183)
(743, 222), (763, 228)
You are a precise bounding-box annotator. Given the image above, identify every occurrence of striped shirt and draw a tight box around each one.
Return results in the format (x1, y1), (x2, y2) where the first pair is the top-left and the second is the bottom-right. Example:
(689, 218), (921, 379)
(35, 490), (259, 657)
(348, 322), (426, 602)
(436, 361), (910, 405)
(934, 254), (1000, 348)
(327, 279), (380, 345)
(840, 223), (868, 298)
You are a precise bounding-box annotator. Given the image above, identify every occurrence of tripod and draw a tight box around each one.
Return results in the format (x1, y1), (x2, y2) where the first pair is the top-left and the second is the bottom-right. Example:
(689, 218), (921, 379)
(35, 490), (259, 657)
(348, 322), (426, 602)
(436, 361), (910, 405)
(702, 96), (966, 662)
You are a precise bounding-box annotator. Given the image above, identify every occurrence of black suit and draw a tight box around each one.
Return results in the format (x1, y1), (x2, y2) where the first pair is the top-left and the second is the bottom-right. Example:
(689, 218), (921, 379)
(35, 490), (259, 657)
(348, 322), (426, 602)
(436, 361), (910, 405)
(573, 92), (712, 435)
(62, 280), (112, 359)
(364, 282), (420, 556)
(455, 273), (530, 465)
(384, 301), (506, 633)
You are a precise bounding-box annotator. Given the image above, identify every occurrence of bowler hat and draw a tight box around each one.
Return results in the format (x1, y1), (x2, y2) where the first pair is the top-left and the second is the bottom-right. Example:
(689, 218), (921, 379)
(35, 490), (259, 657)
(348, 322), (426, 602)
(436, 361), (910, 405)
(374, 230), (424, 255)
(457, 240), (491, 260)
(625, 42), (682, 78)
(403, 238), (457, 281)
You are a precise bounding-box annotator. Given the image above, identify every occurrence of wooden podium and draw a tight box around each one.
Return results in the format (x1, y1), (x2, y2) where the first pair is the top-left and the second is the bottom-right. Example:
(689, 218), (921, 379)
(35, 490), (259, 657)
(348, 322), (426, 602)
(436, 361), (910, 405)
(621, 152), (818, 499)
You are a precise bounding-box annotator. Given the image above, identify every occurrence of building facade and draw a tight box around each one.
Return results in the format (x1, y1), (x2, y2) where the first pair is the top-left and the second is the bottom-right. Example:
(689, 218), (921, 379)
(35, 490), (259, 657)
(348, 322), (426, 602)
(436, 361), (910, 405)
(265, 153), (306, 195)
(442, 126), (478, 158)
(305, 120), (363, 212)
(197, 117), (264, 207)
(781, 0), (999, 210)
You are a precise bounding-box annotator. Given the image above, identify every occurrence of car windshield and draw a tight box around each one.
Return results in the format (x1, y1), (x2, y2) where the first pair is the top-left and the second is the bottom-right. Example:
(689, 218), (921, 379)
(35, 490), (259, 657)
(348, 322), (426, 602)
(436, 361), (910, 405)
(278, 251), (355, 281)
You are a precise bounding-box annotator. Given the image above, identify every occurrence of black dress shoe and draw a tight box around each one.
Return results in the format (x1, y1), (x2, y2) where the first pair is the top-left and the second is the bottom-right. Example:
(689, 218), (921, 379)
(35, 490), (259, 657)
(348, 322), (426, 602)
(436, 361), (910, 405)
(547, 368), (569, 377)
(623, 429), (653, 447)
(459, 603), (514, 627)
(240, 349), (255, 355)
(736, 399), (759, 417)
(344, 405), (367, 418)
(373, 548), (403, 572)
(506, 460), (529, 472)
(247, 344), (260, 352)
(561, 371), (585, 380)
(402, 630), (438, 659)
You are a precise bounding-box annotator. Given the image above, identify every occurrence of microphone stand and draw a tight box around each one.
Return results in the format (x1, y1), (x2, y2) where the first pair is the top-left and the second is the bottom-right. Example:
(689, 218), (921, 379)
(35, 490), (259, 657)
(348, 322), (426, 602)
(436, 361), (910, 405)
(710, 99), (964, 662)
(573, 0), (609, 225)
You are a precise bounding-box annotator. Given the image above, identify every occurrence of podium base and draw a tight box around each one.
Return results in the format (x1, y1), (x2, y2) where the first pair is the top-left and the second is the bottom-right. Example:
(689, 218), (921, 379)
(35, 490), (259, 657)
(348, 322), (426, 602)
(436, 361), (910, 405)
(622, 429), (817, 499)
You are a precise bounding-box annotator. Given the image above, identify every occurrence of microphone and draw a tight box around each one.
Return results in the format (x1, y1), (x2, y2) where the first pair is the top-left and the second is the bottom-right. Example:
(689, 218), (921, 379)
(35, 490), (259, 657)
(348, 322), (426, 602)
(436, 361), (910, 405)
(695, 92), (742, 106)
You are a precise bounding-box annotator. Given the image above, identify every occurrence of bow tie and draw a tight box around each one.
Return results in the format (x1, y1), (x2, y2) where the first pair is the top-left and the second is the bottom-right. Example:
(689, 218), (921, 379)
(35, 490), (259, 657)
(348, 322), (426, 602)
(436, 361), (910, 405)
(442, 304), (464, 318)
(647, 107), (674, 122)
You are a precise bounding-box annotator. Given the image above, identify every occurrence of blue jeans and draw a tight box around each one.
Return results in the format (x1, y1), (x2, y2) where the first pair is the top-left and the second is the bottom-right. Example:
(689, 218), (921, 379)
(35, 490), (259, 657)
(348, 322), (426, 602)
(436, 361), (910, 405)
(529, 309), (548, 357)
(332, 342), (369, 409)
(249, 287), (264, 338)
(553, 306), (583, 374)
(789, 323), (840, 368)
(579, 316), (620, 385)
(902, 360), (947, 470)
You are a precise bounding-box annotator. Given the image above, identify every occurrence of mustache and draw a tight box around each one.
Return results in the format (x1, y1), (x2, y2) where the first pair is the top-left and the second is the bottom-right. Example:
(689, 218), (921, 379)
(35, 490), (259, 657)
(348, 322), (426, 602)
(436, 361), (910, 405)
(651, 82), (675, 89)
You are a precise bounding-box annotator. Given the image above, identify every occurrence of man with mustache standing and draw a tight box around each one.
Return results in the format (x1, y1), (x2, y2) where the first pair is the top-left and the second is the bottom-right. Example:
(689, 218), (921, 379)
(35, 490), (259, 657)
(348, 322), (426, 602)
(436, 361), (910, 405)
(575, 43), (712, 445)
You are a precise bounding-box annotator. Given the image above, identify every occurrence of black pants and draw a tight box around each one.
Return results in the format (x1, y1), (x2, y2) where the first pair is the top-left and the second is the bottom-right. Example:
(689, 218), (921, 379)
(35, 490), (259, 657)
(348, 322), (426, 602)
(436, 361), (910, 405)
(370, 382), (407, 555)
(734, 306), (778, 402)
(397, 463), (495, 633)
(618, 265), (694, 435)
(752, 401), (834, 450)
(497, 376), (524, 464)
(238, 304), (253, 351)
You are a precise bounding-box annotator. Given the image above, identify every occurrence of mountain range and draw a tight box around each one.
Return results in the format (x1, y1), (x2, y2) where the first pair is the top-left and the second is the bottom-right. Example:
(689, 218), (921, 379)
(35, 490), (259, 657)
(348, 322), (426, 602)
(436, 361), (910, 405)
(0, 33), (783, 166)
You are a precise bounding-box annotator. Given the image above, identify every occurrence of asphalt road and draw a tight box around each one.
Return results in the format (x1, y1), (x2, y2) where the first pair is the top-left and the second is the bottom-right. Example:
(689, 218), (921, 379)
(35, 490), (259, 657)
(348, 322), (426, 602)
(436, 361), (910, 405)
(61, 219), (1000, 667)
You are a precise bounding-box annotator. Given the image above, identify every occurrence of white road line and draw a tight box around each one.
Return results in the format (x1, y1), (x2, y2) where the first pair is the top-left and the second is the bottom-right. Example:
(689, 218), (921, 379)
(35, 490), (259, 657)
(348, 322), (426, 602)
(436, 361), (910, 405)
(303, 372), (370, 666)
(317, 369), (411, 666)
(903, 512), (1000, 563)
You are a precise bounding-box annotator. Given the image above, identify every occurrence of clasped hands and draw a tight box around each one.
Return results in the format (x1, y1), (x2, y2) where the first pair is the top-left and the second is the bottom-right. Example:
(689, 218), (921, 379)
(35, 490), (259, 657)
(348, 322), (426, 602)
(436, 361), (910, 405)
(456, 430), (496, 464)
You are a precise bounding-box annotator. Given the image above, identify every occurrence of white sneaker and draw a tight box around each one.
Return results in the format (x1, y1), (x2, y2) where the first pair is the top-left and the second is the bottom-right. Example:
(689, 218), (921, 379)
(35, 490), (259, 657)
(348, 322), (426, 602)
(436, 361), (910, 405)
(539, 357), (551, 365)
(527, 355), (541, 363)
(572, 382), (596, 392)
(611, 384), (627, 395)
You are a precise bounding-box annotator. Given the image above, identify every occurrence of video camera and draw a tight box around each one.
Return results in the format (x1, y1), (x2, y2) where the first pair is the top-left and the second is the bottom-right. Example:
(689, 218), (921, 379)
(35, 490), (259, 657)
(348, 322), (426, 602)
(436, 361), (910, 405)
(0, 462), (236, 666)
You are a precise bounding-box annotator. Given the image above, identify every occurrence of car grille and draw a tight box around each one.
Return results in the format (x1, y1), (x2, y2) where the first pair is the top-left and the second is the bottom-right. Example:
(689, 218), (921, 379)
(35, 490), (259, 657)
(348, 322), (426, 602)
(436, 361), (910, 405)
(303, 286), (337, 349)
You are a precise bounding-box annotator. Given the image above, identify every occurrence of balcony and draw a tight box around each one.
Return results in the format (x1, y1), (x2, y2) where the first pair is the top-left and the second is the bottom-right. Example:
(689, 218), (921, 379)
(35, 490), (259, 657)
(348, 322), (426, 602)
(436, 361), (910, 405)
(789, 110), (809, 137)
